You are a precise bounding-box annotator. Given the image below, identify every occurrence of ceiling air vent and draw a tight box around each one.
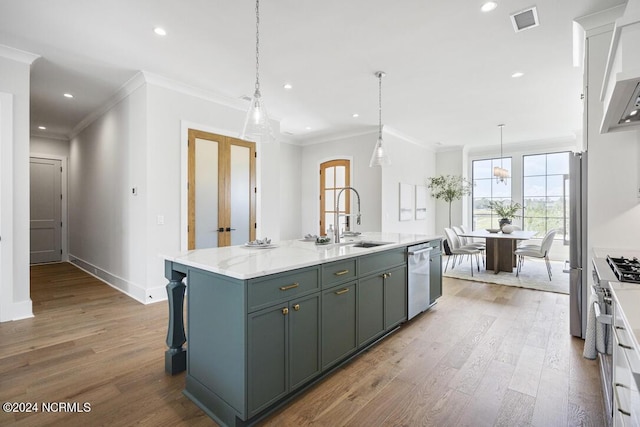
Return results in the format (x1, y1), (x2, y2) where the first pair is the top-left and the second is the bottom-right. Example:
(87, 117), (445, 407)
(510, 6), (539, 32)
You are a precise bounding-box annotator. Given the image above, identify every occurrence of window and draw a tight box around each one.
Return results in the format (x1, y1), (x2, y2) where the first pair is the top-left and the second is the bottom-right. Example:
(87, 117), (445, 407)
(472, 157), (512, 230)
(522, 152), (570, 243)
(319, 159), (350, 236)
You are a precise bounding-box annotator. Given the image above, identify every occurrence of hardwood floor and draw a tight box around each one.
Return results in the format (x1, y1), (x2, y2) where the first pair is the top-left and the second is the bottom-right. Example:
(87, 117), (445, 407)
(0, 263), (603, 426)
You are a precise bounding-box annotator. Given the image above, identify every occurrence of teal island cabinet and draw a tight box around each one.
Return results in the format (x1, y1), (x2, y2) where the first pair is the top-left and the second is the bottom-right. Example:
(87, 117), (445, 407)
(162, 232), (442, 426)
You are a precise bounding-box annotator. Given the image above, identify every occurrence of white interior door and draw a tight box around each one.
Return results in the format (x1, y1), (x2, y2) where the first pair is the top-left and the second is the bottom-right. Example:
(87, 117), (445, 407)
(30, 157), (62, 264)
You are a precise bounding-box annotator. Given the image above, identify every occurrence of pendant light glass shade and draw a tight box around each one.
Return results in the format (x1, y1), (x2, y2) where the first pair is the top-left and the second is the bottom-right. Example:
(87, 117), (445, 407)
(493, 124), (509, 184)
(369, 71), (390, 167)
(241, 88), (274, 143)
(240, 0), (274, 143)
(370, 135), (391, 167)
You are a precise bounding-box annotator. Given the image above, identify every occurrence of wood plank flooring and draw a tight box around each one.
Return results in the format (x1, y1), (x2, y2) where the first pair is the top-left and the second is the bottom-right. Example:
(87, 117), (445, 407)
(0, 262), (604, 426)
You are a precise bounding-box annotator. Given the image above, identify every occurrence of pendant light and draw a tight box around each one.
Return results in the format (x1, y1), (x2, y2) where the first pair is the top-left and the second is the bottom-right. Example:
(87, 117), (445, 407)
(369, 71), (391, 167)
(493, 124), (509, 184)
(240, 0), (274, 143)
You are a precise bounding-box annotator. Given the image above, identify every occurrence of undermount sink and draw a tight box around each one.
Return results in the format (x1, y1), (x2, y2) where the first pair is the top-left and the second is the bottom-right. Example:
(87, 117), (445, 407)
(349, 241), (392, 248)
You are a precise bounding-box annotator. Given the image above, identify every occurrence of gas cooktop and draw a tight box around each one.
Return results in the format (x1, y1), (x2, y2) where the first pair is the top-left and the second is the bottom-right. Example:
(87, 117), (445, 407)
(607, 255), (640, 284)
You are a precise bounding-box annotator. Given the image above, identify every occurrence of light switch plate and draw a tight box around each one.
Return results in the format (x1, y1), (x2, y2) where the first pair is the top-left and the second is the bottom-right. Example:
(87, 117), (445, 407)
(157, 215), (165, 225)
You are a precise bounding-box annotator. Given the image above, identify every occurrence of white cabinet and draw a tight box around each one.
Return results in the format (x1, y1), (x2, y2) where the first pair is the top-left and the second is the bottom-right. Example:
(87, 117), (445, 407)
(611, 290), (640, 426)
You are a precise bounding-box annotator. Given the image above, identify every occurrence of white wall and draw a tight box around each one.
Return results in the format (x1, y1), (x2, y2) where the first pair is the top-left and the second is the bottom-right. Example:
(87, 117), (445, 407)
(434, 148), (465, 232)
(279, 142), (302, 240)
(300, 131), (383, 236)
(380, 132), (437, 235)
(299, 130), (437, 238)
(69, 82), (148, 302)
(0, 50), (37, 321)
(31, 136), (69, 158)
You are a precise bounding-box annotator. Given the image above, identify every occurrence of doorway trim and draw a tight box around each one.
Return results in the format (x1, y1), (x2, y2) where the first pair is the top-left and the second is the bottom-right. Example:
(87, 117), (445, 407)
(29, 153), (68, 262)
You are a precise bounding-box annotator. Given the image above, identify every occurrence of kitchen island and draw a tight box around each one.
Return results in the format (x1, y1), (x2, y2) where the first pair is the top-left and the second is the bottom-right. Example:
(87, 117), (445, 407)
(162, 232), (442, 426)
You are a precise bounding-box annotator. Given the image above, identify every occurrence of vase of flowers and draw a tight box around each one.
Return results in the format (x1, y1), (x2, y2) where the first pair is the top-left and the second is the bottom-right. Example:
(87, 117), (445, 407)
(487, 200), (522, 230)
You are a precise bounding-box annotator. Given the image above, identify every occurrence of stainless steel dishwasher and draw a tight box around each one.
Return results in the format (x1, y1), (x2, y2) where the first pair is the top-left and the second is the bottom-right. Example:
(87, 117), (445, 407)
(407, 243), (433, 320)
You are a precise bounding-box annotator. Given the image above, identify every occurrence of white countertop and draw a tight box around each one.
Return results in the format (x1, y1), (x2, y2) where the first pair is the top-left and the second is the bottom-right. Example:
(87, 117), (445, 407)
(162, 232), (441, 280)
(592, 247), (640, 259)
(610, 282), (640, 375)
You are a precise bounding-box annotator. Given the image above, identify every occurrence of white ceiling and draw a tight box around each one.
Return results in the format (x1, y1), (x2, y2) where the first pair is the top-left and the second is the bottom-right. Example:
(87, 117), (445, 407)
(0, 0), (626, 148)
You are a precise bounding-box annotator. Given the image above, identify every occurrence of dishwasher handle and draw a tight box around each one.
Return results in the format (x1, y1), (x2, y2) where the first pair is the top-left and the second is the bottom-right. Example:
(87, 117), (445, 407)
(408, 247), (433, 256)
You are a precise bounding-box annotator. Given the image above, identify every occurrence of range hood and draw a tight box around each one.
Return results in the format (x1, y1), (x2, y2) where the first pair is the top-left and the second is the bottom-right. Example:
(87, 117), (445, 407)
(600, 0), (640, 133)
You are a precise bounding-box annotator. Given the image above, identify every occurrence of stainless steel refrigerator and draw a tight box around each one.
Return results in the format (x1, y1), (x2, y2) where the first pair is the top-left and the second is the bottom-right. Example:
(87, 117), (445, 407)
(569, 151), (588, 338)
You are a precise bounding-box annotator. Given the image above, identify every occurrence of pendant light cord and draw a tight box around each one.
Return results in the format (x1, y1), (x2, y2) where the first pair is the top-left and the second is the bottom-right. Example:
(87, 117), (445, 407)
(255, 0), (260, 93)
(378, 73), (383, 139)
(500, 124), (503, 169)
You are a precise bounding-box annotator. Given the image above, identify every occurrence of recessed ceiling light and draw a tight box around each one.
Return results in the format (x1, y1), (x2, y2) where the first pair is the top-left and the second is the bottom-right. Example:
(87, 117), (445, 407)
(630, 110), (638, 116)
(481, 2), (498, 12)
(305, 126), (312, 130)
(283, 83), (293, 90)
(63, 93), (73, 98)
(154, 27), (167, 36)
(38, 126), (46, 130)
(511, 72), (524, 78)
(352, 113), (359, 118)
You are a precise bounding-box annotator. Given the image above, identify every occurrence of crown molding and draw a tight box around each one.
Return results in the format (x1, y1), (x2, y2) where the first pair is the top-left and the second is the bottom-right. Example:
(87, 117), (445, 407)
(141, 71), (247, 113)
(0, 44), (40, 65)
(69, 72), (146, 139)
(383, 126), (438, 151)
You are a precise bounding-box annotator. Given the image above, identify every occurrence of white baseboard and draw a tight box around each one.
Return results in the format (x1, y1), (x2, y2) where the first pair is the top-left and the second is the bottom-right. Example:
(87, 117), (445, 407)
(1, 299), (34, 322)
(68, 255), (148, 304)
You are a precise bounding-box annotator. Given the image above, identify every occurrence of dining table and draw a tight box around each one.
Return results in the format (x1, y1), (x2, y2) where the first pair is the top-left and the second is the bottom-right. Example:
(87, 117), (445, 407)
(458, 229), (537, 273)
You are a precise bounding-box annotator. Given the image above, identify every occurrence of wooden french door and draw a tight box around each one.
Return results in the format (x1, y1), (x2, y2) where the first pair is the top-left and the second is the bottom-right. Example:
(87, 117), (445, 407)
(188, 129), (256, 249)
(319, 159), (350, 236)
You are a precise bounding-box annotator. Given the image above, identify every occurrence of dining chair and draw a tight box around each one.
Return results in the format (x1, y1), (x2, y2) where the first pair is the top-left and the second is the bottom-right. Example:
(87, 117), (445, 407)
(455, 225), (485, 266)
(514, 229), (557, 280)
(444, 227), (481, 276)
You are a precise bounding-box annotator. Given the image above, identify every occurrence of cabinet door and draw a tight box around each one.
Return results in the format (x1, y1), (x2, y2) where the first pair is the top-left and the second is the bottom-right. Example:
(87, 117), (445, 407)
(385, 266), (407, 329)
(358, 274), (384, 346)
(289, 293), (321, 390)
(322, 282), (357, 369)
(429, 251), (442, 304)
(247, 304), (288, 416)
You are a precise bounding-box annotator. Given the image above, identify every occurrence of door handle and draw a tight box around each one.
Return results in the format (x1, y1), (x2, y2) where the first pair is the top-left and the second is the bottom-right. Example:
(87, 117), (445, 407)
(225, 227), (236, 232)
(217, 227), (225, 232)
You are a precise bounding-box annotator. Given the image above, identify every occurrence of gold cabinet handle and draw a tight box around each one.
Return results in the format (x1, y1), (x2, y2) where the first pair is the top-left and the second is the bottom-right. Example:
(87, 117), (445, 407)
(335, 288), (349, 295)
(387, 272), (392, 278)
(293, 304), (300, 311)
(282, 307), (289, 315)
(279, 283), (299, 291)
(334, 269), (350, 276)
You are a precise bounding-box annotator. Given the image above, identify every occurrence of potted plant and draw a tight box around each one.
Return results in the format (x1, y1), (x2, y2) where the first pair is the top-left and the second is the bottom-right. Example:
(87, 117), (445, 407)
(487, 200), (522, 230)
(426, 175), (473, 228)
